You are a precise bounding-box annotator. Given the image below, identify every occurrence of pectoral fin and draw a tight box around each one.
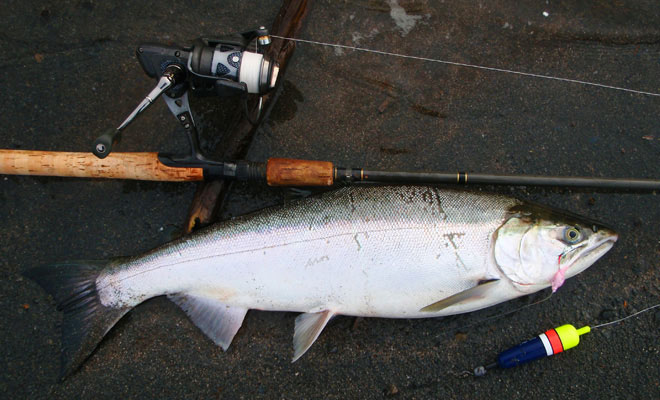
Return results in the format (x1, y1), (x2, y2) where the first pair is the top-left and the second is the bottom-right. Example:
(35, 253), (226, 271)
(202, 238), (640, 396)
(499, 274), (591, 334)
(292, 310), (334, 362)
(169, 293), (247, 351)
(420, 279), (501, 312)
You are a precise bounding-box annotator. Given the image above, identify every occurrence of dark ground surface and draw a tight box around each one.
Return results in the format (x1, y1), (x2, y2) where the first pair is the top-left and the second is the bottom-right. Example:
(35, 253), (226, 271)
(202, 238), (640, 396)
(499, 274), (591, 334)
(1, 1), (659, 398)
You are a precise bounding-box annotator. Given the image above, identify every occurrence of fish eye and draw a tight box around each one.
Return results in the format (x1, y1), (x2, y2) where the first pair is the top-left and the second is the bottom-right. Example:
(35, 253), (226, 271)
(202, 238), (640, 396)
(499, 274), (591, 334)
(563, 227), (582, 244)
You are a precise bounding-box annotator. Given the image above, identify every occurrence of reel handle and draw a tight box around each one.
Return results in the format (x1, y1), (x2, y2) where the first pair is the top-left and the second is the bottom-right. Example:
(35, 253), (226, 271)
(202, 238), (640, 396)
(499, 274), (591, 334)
(92, 128), (120, 159)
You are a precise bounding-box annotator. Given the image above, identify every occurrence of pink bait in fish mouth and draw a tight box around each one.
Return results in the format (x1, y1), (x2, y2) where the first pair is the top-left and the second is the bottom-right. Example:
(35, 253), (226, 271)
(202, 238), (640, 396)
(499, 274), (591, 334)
(551, 266), (570, 292)
(552, 255), (569, 292)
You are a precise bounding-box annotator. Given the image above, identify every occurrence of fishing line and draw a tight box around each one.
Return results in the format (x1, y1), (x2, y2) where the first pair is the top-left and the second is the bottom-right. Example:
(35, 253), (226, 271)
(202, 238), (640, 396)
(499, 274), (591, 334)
(453, 289), (554, 332)
(272, 35), (660, 97)
(591, 302), (660, 330)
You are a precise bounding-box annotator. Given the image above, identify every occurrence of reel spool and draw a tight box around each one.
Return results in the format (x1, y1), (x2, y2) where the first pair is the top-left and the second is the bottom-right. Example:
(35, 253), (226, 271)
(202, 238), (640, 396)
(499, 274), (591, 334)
(189, 35), (278, 95)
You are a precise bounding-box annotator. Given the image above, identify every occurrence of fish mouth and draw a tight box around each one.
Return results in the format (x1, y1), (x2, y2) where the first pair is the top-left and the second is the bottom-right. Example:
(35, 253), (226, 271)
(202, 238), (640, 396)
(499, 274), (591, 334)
(563, 232), (618, 279)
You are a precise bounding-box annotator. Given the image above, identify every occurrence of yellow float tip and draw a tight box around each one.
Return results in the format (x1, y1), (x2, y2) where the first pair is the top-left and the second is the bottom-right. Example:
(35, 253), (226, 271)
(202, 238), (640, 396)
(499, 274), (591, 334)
(576, 326), (591, 336)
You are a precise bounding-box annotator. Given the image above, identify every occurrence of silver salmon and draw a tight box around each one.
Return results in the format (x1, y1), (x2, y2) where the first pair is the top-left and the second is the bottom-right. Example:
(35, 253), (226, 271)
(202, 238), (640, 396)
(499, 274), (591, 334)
(26, 185), (617, 378)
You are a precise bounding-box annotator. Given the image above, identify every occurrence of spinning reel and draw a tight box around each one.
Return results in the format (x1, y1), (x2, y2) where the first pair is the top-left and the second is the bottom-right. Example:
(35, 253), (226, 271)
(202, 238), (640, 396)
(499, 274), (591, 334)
(93, 26), (278, 162)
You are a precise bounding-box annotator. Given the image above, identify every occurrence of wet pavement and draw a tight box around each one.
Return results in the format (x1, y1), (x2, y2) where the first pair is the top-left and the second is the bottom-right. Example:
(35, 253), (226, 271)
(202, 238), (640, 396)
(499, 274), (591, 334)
(1, 1), (659, 398)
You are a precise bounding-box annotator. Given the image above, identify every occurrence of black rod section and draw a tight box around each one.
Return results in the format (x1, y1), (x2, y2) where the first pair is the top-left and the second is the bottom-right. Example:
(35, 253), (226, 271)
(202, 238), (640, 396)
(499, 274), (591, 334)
(336, 168), (660, 191)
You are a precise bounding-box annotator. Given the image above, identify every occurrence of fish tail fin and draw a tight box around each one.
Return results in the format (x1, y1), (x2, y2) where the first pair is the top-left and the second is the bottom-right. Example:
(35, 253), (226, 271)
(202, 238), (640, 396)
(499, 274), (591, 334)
(24, 261), (131, 380)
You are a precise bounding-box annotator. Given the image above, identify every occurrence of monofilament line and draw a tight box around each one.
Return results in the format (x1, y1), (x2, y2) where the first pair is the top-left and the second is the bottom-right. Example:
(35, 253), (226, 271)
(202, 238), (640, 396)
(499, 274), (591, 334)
(272, 35), (660, 97)
(591, 302), (660, 329)
(454, 290), (554, 332)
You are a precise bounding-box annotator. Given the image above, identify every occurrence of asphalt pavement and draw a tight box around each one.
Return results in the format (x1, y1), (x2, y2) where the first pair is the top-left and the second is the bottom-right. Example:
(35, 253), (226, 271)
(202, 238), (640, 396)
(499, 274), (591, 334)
(1, 1), (659, 398)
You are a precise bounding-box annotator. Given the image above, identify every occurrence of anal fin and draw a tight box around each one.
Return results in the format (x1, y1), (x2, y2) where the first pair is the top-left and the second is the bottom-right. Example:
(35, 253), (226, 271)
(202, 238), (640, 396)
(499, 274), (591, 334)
(420, 279), (501, 312)
(168, 293), (247, 351)
(292, 310), (334, 362)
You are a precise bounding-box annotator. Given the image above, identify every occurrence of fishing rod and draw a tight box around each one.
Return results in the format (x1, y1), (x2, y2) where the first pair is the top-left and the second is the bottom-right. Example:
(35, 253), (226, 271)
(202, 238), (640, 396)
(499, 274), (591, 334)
(2, 151), (660, 191)
(1, 28), (659, 191)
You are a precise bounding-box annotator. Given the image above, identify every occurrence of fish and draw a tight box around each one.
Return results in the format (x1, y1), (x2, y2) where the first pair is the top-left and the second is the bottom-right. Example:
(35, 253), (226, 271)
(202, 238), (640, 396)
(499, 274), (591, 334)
(25, 185), (618, 378)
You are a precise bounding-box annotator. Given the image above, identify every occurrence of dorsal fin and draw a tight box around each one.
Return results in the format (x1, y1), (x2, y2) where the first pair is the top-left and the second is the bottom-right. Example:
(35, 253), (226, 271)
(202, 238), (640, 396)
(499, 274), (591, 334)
(292, 310), (334, 362)
(169, 293), (247, 351)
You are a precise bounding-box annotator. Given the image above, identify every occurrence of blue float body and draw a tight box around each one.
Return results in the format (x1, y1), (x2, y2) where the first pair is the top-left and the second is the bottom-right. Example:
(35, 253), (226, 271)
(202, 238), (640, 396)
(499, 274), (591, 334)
(497, 337), (548, 368)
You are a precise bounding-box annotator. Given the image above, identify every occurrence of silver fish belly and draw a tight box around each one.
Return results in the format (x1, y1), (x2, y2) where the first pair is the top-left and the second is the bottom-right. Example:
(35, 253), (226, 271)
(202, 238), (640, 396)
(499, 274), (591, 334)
(26, 185), (617, 377)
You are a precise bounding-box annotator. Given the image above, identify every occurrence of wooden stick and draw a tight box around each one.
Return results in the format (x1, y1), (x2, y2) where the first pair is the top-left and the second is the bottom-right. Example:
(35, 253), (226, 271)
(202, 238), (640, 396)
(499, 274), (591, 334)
(183, 0), (310, 233)
(0, 150), (204, 181)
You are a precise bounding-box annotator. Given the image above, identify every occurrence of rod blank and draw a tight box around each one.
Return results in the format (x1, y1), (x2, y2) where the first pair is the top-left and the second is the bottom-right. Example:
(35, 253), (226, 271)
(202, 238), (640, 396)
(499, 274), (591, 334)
(355, 169), (660, 190)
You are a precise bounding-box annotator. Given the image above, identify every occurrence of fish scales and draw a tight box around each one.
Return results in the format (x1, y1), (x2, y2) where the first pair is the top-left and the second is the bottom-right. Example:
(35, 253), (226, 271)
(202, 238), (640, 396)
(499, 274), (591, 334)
(97, 186), (520, 317)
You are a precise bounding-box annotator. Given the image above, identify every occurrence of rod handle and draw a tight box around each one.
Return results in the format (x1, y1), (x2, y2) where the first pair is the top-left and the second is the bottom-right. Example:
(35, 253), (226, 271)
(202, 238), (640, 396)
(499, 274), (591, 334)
(266, 158), (334, 186)
(0, 150), (204, 182)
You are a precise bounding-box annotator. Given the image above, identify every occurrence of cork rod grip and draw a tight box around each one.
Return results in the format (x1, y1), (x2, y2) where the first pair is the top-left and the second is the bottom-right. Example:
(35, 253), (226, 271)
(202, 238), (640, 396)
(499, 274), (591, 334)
(266, 158), (334, 186)
(0, 150), (204, 182)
